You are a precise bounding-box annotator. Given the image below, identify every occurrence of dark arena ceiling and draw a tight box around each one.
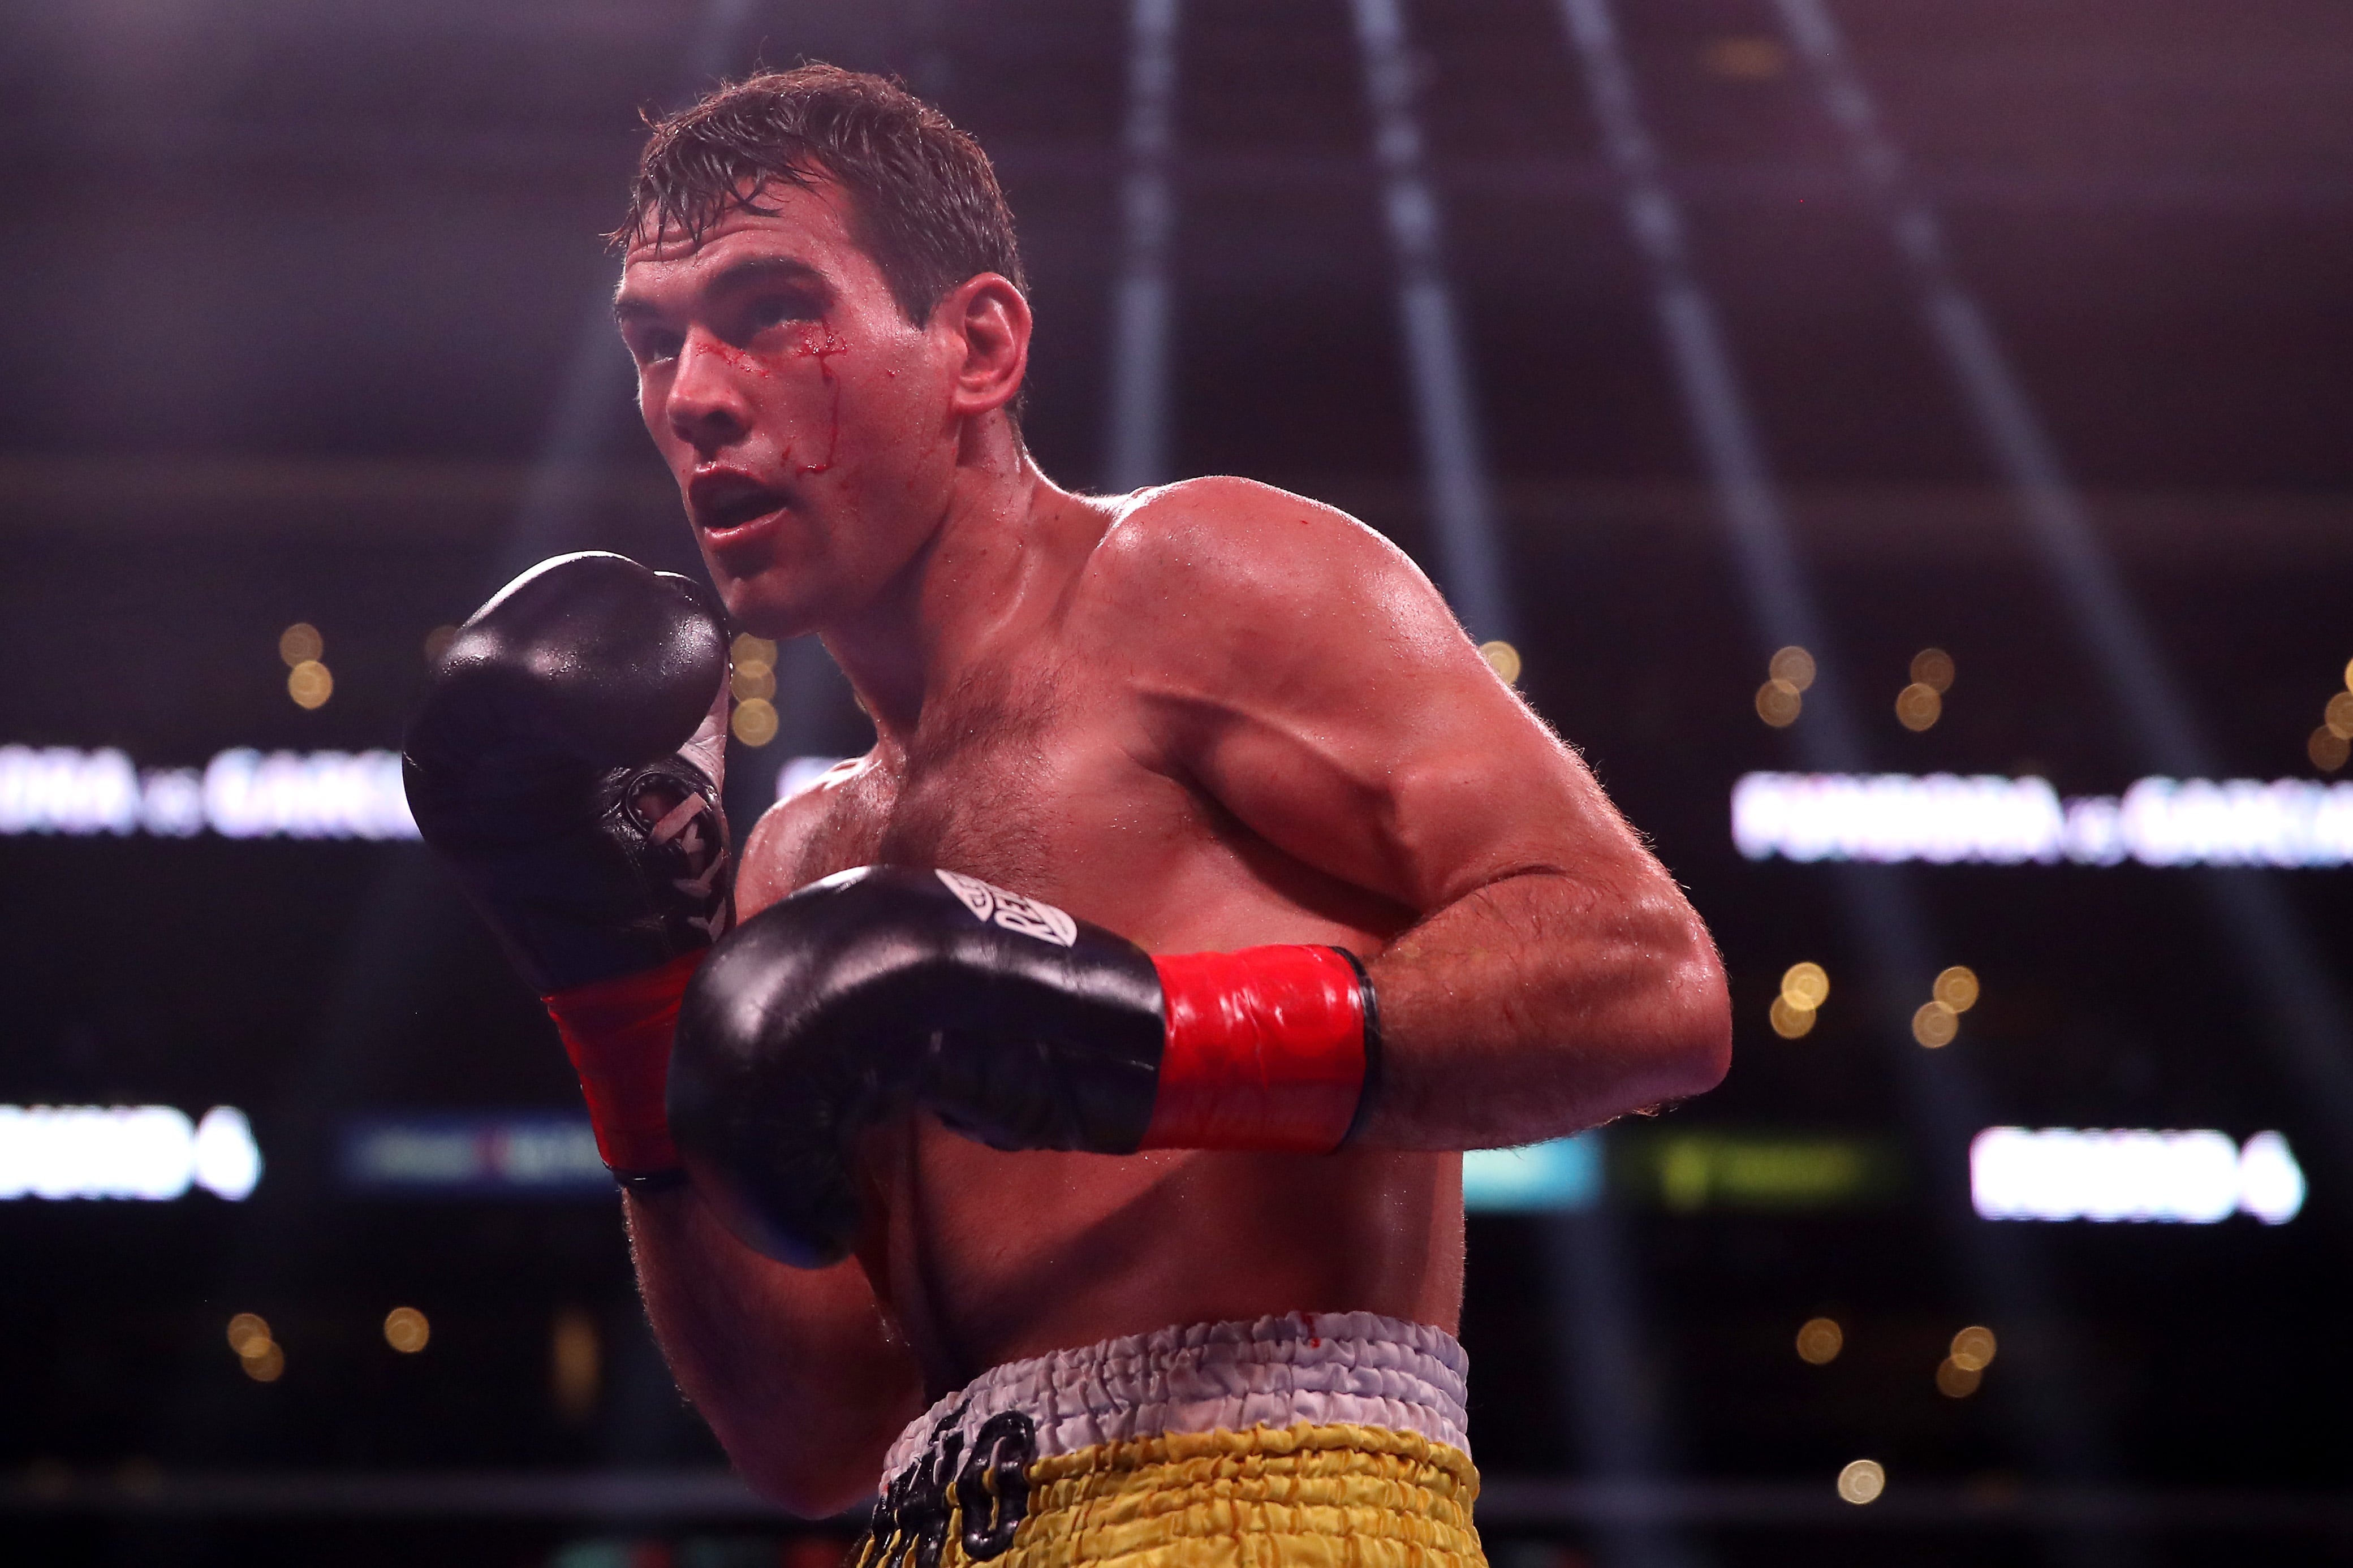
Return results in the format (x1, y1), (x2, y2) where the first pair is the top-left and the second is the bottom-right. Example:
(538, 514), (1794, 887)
(2, 1), (2351, 1565)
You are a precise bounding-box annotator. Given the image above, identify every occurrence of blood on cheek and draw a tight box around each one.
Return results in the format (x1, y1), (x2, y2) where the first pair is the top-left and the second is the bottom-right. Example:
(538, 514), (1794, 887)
(654, 327), (849, 475)
(786, 327), (848, 476)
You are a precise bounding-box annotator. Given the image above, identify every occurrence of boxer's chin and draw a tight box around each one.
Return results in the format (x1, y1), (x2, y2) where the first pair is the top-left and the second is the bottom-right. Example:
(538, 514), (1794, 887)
(707, 559), (828, 641)
(699, 505), (913, 640)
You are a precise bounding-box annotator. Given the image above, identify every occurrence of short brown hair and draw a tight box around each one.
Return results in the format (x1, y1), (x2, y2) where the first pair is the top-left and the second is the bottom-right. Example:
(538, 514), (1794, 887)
(614, 64), (1027, 328)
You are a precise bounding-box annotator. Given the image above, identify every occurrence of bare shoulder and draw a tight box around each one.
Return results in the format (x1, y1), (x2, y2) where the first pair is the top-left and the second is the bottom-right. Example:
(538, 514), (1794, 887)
(1087, 476), (1420, 604)
(734, 754), (874, 921)
(1076, 477), (1460, 684)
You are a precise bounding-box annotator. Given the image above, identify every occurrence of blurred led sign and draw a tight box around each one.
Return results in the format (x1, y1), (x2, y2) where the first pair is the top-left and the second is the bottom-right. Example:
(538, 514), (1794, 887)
(1627, 1131), (1899, 1213)
(342, 1113), (609, 1197)
(1734, 772), (2353, 868)
(0, 745), (417, 840)
(1971, 1127), (2304, 1224)
(0, 1105), (261, 1201)
(350, 1115), (1601, 1207)
(1462, 1134), (1601, 1211)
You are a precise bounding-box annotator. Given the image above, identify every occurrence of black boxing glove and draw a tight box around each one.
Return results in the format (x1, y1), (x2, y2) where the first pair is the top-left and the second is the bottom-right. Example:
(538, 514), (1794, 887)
(668, 866), (1379, 1267)
(404, 551), (734, 1185)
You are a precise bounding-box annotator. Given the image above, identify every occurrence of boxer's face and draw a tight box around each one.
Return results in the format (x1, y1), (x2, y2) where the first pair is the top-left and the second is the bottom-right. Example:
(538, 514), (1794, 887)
(616, 178), (960, 636)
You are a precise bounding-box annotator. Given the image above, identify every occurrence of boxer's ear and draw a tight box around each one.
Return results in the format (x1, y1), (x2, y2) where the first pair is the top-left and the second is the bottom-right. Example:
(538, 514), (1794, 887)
(937, 273), (1031, 419)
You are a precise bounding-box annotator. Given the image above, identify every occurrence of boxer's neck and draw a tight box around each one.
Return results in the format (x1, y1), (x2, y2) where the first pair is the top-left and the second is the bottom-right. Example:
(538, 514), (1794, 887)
(818, 429), (1100, 746)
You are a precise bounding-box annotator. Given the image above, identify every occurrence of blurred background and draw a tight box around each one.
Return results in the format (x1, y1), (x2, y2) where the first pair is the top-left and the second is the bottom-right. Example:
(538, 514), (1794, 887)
(4, 0), (2351, 1563)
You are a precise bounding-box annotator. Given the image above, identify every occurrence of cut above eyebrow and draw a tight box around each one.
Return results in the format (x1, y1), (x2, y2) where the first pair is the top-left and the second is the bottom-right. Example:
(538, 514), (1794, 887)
(614, 255), (830, 322)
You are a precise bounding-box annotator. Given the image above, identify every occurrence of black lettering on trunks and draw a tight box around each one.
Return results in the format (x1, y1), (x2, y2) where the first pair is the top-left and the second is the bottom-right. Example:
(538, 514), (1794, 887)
(854, 1404), (1038, 1567)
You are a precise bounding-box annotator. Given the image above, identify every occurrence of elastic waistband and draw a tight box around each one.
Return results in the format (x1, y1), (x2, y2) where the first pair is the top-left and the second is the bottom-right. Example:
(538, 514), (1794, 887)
(882, 1311), (1471, 1484)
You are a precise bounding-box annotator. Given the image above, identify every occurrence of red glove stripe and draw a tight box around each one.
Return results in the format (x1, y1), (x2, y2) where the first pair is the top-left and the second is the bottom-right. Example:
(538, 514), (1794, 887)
(1140, 945), (1369, 1153)
(543, 950), (704, 1176)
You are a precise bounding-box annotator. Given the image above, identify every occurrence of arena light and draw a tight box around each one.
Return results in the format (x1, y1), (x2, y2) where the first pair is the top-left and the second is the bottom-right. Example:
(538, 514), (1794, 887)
(1351, 0), (1512, 645)
(0, 746), (417, 840)
(0, 1105), (261, 1201)
(1102, 0), (1181, 491)
(1770, 0), (2353, 1216)
(1462, 1134), (1601, 1212)
(1970, 1128), (2305, 1225)
(1734, 771), (2353, 869)
(1558, 0), (2117, 1496)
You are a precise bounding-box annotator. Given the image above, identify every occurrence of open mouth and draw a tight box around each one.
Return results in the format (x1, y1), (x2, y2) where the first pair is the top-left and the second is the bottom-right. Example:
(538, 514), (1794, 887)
(688, 470), (789, 535)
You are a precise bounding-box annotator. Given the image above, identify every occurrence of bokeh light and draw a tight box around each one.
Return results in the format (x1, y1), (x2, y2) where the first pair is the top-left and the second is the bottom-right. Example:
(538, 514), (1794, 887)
(1772, 962), (1828, 1038)
(2310, 727), (2350, 772)
(1781, 962), (1830, 1010)
(227, 1312), (283, 1383)
(287, 660), (333, 710)
(277, 623), (322, 667)
(1769, 646), (1816, 691)
(423, 624), (459, 666)
(1702, 36), (1787, 80)
(1911, 647), (1955, 693)
(1756, 679), (1802, 727)
(1479, 640), (1522, 685)
(226, 1313), (270, 1358)
(1936, 1355), (1982, 1398)
(2326, 691), (2353, 741)
(383, 1306), (430, 1354)
(732, 663), (777, 702)
(1950, 1325), (1998, 1371)
(1933, 965), (1980, 1012)
(732, 697), (779, 747)
(1896, 681), (1942, 731)
(551, 1306), (600, 1422)
(1795, 1316), (1843, 1364)
(1913, 999), (1960, 1048)
(731, 634), (782, 736)
(1837, 1458), (1885, 1505)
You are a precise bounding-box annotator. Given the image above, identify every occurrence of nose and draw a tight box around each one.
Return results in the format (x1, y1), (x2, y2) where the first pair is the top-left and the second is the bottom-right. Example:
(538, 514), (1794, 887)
(664, 329), (755, 455)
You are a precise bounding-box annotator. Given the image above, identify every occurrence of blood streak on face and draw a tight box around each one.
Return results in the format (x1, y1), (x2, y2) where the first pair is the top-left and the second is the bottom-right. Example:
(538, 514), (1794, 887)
(792, 327), (849, 476)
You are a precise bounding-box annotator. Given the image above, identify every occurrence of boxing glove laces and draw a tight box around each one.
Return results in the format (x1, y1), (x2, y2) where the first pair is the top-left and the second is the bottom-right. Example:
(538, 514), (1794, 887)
(403, 552), (735, 1188)
(667, 866), (1381, 1267)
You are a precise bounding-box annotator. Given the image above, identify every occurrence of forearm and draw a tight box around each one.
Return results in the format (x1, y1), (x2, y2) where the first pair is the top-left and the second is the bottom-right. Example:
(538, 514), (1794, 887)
(1360, 869), (1731, 1148)
(626, 1188), (923, 1514)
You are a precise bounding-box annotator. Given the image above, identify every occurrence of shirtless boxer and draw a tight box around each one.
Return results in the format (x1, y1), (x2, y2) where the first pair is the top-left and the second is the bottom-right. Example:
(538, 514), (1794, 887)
(406, 65), (1729, 1567)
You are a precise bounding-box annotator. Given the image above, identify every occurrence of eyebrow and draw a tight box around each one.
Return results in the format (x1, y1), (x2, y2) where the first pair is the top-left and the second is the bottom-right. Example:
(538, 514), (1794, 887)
(613, 255), (829, 323)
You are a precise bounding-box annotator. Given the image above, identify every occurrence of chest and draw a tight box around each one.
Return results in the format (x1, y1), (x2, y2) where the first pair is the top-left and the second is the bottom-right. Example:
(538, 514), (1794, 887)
(780, 671), (1202, 922)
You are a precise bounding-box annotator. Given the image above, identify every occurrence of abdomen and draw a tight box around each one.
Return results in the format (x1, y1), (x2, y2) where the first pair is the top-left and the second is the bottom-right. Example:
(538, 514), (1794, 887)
(874, 1124), (1464, 1395)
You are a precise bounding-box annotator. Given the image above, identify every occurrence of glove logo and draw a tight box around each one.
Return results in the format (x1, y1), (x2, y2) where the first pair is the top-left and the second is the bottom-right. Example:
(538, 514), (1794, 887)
(934, 869), (1078, 948)
(624, 766), (732, 943)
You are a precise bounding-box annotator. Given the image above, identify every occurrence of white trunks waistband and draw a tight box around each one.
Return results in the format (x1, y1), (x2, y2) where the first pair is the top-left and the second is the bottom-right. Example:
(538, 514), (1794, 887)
(881, 1310), (1472, 1487)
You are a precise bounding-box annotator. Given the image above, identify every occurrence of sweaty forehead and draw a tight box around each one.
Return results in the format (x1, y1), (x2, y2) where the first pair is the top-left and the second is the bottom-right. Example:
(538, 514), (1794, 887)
(622, 177), (857, 270)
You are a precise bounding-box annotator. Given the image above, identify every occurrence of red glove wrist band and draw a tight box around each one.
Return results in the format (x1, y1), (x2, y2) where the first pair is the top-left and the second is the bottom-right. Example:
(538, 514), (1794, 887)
(1141, 944), (1378, 1153)
(543, 949), (705, 1180)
